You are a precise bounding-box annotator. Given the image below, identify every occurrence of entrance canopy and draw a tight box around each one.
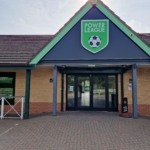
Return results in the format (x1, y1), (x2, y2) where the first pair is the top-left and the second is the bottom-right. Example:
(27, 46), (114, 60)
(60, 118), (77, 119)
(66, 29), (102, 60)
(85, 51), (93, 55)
(58, 65), (129, 74)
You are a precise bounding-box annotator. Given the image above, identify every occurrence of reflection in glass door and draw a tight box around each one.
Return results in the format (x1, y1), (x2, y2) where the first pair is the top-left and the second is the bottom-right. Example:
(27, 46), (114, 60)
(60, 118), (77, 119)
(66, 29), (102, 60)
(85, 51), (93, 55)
(108, 76), (117, 109)
(93, 76), (106, 108)
(77, 77), (90, 107)
(67, 75), (75, 108)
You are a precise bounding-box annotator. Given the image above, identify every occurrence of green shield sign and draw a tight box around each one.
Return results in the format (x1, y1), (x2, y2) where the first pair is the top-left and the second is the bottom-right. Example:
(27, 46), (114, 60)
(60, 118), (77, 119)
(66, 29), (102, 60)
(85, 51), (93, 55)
(81, 20), (109, 53)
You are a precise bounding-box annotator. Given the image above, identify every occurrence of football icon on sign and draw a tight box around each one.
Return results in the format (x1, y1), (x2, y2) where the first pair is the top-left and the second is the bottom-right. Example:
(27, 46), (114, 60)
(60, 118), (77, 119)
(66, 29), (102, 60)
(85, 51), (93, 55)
(88, 35), (101, 48)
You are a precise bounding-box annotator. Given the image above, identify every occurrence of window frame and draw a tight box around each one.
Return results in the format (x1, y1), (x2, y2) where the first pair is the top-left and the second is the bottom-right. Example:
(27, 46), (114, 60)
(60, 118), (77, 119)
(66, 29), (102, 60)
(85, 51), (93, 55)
(0, 72), (16, 105)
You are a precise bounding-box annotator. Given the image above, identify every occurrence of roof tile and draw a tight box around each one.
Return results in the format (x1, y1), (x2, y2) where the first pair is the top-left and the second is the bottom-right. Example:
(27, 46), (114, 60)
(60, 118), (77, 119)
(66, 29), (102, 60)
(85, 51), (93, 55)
(0, 35), (53, 66)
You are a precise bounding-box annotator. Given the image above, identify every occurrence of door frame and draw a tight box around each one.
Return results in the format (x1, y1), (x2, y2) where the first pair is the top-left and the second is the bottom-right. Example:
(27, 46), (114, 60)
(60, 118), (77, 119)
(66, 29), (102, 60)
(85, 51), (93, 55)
(66, 74), (118, 111)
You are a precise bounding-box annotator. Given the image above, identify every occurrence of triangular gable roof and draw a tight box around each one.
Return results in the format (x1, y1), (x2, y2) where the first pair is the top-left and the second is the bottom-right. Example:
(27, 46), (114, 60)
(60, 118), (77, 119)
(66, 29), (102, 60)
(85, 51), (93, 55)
(29, 0), (150, 65)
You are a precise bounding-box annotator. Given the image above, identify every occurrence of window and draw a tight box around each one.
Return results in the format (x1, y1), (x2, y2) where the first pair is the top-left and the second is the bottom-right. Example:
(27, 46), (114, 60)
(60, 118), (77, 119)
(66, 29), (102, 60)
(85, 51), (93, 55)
(0, 72), (16, 105)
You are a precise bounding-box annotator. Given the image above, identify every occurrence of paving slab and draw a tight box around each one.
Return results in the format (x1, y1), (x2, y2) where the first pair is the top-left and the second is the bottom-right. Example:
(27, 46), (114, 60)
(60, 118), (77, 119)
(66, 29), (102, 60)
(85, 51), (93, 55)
(0, 112), (150, 150)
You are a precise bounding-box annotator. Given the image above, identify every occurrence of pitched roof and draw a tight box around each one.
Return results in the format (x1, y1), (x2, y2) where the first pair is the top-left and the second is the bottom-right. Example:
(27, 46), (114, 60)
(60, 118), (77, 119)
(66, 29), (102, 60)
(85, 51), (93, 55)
(97, 0), (150, 49)
(29, 0), (150, 64)
(0, 35), (53, 66)
(0, 0), (150, 66)
(0, 33), (149, 66)
(137, 33), (150, 47)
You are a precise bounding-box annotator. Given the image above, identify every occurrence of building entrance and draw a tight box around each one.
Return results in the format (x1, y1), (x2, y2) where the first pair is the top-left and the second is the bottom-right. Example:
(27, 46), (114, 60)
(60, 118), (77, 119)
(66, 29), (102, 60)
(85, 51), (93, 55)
(66, 74), (118, 111)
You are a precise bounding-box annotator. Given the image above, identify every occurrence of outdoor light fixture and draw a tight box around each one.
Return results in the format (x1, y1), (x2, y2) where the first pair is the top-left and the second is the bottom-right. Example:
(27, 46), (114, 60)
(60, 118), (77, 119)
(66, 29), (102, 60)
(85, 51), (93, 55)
(49, 78), (53, 83)
(88, 65), (96, 67)
(62, 65), (66, 68)
(89, 0), (98, 4)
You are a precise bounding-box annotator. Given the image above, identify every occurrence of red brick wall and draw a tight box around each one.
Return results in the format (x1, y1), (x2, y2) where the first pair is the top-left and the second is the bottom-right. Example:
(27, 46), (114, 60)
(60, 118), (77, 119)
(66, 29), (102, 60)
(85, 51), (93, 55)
(2, 102), (149, 116)
(0, 102), (66, 115)
(118, 104), (150, 117)
(29, 102), (65, 114)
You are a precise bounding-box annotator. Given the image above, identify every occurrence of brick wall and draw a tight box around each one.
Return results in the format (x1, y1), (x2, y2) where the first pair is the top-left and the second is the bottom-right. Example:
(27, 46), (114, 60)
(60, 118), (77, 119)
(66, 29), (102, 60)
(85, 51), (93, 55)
(0, 70), (26, 116)
(1, 66), (150, 116)
(29, 66), (64, 113)
(118, 66), (150, 116)
(0, 67), (64, 114)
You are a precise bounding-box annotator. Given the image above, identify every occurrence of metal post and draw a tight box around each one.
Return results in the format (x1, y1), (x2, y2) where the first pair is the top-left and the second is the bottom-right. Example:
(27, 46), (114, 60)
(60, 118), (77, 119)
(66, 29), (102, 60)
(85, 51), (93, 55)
(21, 97), (24, 120)
(1, 97), (4, 119)
(121, 74), (124, 112)
(24, 70), (31, 119)
(132, 64), (138, 118)
(52, 65), (58, 116)
(61, 73), (64, 112)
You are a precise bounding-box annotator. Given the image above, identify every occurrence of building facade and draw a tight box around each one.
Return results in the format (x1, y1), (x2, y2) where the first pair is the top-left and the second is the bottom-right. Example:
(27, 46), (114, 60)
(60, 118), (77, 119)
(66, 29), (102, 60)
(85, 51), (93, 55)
(0, 0), (150, 118)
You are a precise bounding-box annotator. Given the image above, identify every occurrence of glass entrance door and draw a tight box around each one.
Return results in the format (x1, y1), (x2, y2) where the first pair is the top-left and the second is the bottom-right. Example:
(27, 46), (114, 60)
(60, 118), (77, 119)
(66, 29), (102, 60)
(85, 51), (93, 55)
(108, 76), (117, 110)
(77, 76), (90, 108)
(92, 76), (106, 108)
(67, 75), (75, 108)
(66, 74), (118, 111)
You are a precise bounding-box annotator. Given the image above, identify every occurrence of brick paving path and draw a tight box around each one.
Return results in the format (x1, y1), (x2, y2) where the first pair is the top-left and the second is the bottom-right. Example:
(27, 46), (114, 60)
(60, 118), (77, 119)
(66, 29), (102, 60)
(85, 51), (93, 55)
(0, 112), (150, 150)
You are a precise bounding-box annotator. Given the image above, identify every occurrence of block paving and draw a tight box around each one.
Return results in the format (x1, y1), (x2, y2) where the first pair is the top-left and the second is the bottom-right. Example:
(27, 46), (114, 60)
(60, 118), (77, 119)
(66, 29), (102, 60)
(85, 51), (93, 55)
(0, 112), (150, 150)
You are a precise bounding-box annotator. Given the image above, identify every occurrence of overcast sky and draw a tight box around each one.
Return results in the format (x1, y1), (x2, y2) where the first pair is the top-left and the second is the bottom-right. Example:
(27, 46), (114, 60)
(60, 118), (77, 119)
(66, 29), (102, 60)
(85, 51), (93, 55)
(0, 0), (150, 35)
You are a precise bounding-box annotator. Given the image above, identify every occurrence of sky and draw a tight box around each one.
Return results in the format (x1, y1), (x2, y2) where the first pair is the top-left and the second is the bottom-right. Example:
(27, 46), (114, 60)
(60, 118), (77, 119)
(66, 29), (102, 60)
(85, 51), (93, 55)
(0, 0), (150, 35)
